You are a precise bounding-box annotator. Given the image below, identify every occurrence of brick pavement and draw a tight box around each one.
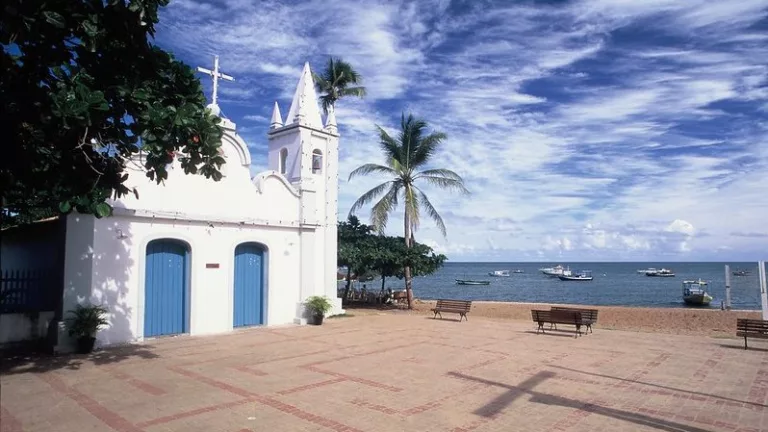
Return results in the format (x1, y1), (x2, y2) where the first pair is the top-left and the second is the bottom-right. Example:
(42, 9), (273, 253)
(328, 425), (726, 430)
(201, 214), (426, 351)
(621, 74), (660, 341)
(1, 314), (767, 432)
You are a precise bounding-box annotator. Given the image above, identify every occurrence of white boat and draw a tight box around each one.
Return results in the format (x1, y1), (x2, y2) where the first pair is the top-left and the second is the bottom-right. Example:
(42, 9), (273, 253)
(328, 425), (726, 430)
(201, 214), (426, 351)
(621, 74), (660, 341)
(682, 279), (713, 306)
(513, 269), (524, 274)
(647, 268), (674, 277)
(558, 270), (593, 281)
(637, 267), (658, 274)
(488, 270), (511, 277)
(540, 265), (568, 277)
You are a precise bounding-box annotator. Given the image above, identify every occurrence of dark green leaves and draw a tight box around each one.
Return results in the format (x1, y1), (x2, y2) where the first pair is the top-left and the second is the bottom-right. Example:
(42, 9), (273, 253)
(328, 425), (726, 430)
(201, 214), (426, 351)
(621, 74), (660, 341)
(2, 0), (224, 229)
(43, 11), (66, 28)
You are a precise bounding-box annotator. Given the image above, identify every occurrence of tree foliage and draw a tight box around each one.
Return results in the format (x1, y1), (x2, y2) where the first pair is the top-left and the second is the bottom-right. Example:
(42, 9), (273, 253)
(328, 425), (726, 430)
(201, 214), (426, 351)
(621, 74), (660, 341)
(312, 57), (366, 114)
(1, 0), (225, 228)
(337, 216), (446, 299)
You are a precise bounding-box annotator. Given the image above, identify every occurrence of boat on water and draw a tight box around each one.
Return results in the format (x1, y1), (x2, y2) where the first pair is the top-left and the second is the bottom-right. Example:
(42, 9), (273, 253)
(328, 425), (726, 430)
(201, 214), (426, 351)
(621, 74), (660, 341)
(540, 265), (568, 277)
(488, 270), (511, 277)
(682, 279), (713, 306)
(732, 269), (751, 276)
(513, 269), (524, 273)
(637, 267), (658, 274)
(647, 268), (674, 277)
(455, 279), (491, 286)
(558, 270), (593, 281)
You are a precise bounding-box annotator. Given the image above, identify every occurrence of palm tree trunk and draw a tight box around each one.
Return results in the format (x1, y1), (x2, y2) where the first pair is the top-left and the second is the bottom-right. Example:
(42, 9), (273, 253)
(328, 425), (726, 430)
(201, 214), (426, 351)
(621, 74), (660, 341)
(404, 208), (413, 309)
(343, 267), (352, 302)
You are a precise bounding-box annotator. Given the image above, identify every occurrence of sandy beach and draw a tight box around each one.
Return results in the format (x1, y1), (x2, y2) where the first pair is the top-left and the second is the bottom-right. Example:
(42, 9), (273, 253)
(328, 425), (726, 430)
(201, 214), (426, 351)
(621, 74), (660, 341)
(356, 299), (763, 337)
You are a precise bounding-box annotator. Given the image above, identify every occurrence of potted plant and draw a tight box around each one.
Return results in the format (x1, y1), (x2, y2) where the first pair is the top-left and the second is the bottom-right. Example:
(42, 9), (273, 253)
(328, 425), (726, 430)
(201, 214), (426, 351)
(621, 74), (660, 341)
(66, 304), (109, 354)
(304, 296), (333, 325)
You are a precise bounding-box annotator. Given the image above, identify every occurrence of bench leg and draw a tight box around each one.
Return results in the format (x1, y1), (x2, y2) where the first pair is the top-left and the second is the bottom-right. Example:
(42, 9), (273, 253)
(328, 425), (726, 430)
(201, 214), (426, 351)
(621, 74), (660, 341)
(462, 313), (468, 322)
(587, 324), (593, 334)
(433, 310), (438, 319)
(437, 311), (443, 320)
(536, 322), (544, 334)
(575, 325), (581, 338)
(744, 335), (748, 350)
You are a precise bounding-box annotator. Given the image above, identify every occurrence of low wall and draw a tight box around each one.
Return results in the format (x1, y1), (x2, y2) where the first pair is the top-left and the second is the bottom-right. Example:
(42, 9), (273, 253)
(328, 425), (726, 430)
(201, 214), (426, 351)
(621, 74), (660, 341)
(0, 311), (55, 345)
(411, 300), (761, 336)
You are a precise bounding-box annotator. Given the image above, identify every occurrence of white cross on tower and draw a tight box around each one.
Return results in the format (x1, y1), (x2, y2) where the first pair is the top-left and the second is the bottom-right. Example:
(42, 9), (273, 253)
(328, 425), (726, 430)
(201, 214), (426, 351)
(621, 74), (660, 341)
(196, 55), (235, 108)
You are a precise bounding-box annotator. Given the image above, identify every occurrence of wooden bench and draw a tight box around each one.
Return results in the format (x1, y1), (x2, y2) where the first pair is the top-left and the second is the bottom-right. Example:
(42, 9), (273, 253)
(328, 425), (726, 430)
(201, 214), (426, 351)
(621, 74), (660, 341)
(736, 318), (768, 350)
(531, 310), (583, 337)
(551, 307), (598, 334)
(431, 299), (472, 322)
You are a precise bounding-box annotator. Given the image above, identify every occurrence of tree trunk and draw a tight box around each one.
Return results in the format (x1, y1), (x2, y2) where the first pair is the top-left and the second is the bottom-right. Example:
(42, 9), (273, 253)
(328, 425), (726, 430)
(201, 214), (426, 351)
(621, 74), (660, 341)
(343, 267), (352, 302)
(404, 209), (413, 309)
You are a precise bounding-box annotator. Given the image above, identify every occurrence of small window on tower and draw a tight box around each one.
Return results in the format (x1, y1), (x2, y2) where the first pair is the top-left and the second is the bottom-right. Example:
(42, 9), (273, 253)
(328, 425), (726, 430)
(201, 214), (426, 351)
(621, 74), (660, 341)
(279, 148), (288, 175)
(312, 150), (323, 174)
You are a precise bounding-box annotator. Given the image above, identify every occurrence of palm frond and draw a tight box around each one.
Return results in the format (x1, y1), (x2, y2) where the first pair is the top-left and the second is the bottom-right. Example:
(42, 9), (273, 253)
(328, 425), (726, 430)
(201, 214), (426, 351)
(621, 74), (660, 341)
(417, 176), (470, 194)
(417, 168), (464, 181)
(410, 131), (447, 168)
(376, 125), (403, 163)
(415, 187), (447, 238)
(312, 72), (330, 92)
(349, 181), (392, 216)
(348, 163), (396, 180)
(340, 86), (366, 98)
(371, 183), (400, 232)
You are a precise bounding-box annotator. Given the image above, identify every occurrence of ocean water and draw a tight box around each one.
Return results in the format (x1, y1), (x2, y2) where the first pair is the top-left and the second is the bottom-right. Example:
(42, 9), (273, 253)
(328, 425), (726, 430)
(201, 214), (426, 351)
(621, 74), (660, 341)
(369, 262), (766, 310)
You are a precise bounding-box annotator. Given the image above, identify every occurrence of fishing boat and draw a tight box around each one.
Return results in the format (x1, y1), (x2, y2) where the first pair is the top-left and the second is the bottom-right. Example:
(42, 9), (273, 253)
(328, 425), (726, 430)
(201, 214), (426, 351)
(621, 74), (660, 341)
(455, 279), (491, 286)
(647, 268), (674, 277)
(682, 279), (713, 306)
(488, 270), (511, 277)
(732, 269), (751, 276)
(539, 265), (568, 277)
(637, 267), (658, 274)
(513, 269), (524, 273)
(558, 270), (593, 281)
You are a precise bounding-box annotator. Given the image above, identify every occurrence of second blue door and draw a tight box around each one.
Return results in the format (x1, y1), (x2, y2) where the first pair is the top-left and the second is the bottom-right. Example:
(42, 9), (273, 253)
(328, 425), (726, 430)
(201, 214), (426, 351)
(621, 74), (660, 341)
(233, 244), (265, 327)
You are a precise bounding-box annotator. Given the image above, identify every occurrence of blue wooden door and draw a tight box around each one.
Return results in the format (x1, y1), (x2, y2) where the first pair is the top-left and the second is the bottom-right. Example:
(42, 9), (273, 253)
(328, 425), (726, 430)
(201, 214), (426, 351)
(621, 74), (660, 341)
(144, 240), (188, 337)
(233, 244), (264, 327)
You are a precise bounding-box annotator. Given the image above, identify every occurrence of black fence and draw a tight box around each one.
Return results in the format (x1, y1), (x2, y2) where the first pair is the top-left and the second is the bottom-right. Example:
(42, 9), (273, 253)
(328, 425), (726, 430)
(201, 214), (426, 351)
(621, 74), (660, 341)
(0, 269), (59, 313)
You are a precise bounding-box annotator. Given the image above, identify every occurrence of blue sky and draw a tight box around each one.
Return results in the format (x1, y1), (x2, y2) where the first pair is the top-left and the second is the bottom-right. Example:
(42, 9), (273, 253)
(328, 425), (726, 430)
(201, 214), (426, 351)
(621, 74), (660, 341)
(156, 0), (768, 262)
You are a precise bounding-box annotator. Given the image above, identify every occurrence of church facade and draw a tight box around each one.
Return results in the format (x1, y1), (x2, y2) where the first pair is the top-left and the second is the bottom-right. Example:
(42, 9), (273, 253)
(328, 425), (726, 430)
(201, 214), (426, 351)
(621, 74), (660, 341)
(57, 62), (343, 348)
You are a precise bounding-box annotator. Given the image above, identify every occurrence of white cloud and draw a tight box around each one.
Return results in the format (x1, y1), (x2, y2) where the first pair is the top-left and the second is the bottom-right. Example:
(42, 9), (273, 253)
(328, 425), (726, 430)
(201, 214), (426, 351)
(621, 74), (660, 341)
(158, 0), (768, 261)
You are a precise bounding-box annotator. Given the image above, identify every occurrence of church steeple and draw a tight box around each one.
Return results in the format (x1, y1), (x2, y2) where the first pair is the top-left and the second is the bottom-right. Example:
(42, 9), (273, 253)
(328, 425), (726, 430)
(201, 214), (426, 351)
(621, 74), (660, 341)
(325, 107), (337, 134)
(285, 62), (323, 129)
(270, 101), (283, 129)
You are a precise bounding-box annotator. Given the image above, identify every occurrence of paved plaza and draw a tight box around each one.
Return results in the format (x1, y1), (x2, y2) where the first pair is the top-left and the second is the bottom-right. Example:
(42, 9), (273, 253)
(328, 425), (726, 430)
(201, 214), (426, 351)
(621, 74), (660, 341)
(1, 313), (767, 432)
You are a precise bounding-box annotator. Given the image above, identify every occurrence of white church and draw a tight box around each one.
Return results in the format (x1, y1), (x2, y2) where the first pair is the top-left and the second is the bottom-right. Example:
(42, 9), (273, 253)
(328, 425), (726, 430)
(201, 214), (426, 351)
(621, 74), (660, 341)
(54, 60), (343, 348)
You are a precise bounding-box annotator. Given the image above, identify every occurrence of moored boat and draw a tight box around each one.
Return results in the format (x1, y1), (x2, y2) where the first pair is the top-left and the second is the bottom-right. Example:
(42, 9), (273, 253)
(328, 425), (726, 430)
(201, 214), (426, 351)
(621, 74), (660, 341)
(682, 279), (713, 306)
(558, 270), (593, 281)
(732, 269), (751, 276)
(540, 265), (568, 277)
(488, 270), (510, 277)
(647, 268), (674, 277)
(513, 269), (524, 273)
(455, 279), (491, 286)
(637, 267), (658, 274)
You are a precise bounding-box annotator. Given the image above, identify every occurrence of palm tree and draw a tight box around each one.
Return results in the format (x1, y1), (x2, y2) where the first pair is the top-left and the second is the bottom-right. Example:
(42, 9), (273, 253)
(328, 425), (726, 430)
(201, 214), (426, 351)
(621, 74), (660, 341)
(312, 57), (366, 114)
(348, 113), (469, 308)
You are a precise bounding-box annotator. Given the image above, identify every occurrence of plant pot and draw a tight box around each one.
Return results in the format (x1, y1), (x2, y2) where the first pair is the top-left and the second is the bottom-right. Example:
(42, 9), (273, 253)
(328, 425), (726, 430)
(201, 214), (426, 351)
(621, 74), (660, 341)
(312, 313), (324, 325)
(76, 336), (96, 354)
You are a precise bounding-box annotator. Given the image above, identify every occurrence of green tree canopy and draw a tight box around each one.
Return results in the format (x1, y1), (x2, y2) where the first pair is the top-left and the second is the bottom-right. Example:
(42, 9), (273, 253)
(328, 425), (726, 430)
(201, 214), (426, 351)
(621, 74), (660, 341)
(312, 57), (366, 114)
(1, 0), (224, 228)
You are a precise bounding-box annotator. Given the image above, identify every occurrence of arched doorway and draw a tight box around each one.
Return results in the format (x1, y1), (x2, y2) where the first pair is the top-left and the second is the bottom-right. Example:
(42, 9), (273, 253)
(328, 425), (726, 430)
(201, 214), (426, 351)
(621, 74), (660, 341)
(144, 239), (190, 337)
(233, 243), (266, 327)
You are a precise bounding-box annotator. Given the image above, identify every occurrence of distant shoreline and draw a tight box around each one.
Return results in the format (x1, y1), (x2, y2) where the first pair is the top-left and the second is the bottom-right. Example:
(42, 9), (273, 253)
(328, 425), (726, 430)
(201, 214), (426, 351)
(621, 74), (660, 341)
(405, 299), (762, 336)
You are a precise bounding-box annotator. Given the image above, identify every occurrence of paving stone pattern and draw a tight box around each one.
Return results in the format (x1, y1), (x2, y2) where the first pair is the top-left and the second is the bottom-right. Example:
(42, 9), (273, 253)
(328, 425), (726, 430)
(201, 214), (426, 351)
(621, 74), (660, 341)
(1, 314), (767, 432)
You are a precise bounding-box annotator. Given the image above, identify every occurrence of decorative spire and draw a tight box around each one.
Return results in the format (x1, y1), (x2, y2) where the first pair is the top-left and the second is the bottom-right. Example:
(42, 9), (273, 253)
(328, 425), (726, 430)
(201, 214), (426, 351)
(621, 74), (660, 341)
(285, 62), (323, 129)
(270, 101), (283, 129)
(324, 106), (337, 134)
